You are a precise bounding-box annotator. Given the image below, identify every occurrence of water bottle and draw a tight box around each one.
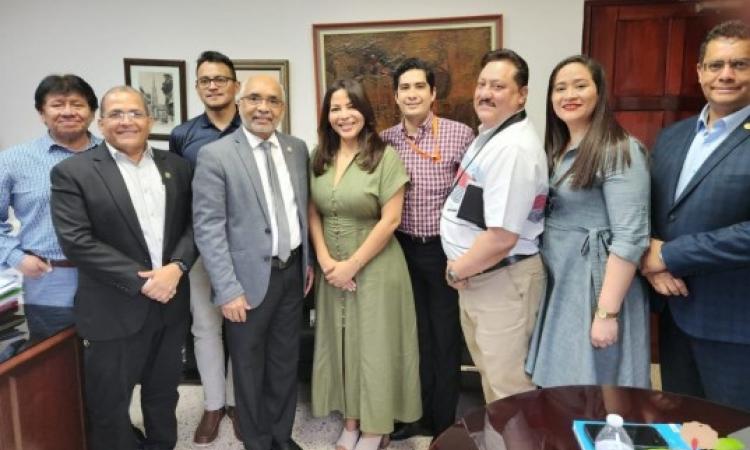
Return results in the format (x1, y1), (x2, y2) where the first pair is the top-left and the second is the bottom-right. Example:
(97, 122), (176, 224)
(594, 414), (634, 450)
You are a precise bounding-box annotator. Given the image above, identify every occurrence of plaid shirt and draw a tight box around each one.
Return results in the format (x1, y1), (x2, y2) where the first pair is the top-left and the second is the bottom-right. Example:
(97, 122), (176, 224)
(381, 113), (474, 237)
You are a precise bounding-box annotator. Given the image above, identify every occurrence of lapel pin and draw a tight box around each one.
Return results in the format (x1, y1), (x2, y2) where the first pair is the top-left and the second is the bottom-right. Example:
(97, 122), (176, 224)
(744, 123), (750, 130)
(164, 172), (172, 179)
(286, 146), (292, 152)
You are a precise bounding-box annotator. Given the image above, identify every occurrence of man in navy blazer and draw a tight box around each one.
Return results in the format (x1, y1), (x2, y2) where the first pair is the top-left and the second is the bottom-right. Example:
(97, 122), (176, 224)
(642, 20), (750, 412)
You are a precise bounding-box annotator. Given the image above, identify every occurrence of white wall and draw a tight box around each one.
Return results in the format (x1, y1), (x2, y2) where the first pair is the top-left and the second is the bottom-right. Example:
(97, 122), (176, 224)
(0, 0), (584, 149)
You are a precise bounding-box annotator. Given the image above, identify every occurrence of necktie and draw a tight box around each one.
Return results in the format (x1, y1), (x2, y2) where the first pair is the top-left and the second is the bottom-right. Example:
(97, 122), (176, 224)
(260, 141), (291, 262)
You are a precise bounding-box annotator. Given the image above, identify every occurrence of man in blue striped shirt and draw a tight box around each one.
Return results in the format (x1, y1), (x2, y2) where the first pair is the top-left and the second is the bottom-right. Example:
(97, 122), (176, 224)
(0, 74), (100, 324)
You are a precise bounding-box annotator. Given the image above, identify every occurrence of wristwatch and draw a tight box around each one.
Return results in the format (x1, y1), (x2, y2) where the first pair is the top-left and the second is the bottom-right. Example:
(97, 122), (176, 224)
(446, 269), (460, 284)
(170, 259), (189, 273)
(594, 307), (619, 320)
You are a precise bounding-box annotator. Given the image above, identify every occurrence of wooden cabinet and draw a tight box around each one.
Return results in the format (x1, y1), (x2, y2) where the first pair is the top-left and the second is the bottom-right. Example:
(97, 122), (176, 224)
(0, 328), (86, 450)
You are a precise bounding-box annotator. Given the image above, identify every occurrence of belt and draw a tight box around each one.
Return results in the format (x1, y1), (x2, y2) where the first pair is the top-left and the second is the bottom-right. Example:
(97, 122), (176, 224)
(480, 253), (535, 275)
(396, 232), (440, 244)
(271, 246), (300, 270)
(23, 250), (76, 268)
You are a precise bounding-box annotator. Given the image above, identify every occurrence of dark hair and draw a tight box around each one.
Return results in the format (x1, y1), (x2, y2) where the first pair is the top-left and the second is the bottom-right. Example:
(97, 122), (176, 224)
(196, 50), (237, 80)
(34, 74), (98, 113)
(312, 79), (386, 177)
(480, 49), (529, 88)
(545, 55), (634, 189)
(699, 20), (750, 63)
(392, 58), (435, 92)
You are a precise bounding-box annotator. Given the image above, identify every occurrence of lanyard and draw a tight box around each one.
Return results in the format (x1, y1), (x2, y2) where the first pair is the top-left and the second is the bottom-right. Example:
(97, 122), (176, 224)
(450, 110), (527, 192)
(406, 116), (441, 162)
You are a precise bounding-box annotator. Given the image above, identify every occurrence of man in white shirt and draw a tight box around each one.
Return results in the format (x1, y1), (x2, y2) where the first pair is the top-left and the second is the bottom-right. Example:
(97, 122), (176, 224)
(440, 49), (548, 402)
(50, 86), (196, 450)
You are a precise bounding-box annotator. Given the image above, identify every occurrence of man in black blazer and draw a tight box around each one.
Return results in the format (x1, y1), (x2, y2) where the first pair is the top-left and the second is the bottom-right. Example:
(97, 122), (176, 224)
(642, 20), (750, 412)
(51, 86), (196, 449)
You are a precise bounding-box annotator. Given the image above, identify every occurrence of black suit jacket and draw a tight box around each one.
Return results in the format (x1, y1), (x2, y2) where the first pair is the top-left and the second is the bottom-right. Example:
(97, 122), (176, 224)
(651, 113), (750, 345)
(50, 142), (196, 341)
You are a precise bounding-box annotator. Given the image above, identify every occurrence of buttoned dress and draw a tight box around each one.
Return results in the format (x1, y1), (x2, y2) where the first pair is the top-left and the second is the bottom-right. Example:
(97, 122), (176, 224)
(526, 138), (651, 387)
(310, 147), (421, 434)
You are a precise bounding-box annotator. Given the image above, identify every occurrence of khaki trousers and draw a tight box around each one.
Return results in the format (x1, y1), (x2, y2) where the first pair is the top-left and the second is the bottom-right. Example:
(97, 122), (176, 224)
(458, 254), (545, 402)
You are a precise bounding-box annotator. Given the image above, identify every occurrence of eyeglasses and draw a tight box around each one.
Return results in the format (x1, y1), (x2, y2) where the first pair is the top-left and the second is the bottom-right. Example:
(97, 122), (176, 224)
(702, 58), (750, 73)
(239, 94), (283, 108)
(196, 76), (235, 88)
(103, 110), (148, 121)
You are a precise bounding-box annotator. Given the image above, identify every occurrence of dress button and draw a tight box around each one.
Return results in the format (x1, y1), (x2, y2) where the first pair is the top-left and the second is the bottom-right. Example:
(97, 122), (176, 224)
(265, 228), (271, 234)
(668, 213), (676, 222)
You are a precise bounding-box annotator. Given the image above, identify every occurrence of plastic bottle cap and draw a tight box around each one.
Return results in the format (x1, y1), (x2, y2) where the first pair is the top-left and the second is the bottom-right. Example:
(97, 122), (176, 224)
(606, 414), (624, 427)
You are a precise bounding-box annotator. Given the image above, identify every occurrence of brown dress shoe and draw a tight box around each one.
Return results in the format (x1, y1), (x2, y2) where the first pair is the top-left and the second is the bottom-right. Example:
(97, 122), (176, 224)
(193, 408), (225, 446)
(226, 406), (242, 441)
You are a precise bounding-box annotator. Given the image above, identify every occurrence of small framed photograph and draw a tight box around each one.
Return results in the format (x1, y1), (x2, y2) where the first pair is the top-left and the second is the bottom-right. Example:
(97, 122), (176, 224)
(232, 59), (291, 134)
(124, 58), (188, 140)
(313, 15), (502, 131)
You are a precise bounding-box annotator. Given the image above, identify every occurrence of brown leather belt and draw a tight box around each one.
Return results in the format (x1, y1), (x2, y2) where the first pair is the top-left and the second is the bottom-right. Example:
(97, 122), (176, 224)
(23, 250), (76, 268)
(271, 246), (300, 270)
(396, 231), (440, 244)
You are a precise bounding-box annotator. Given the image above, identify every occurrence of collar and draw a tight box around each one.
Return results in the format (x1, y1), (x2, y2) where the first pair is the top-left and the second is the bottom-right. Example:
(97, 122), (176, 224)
(400, 112), (435, 137)
(105, 141), (154, 163)
(696, 103), (750, 133)
(242, 127), (281, 151)
(199, 110), (242, 130)
(44, 131), (101, 153)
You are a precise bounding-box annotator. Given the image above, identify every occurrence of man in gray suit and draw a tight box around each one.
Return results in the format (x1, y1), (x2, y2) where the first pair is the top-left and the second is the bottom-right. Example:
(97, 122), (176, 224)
(192, 75), (312, 450)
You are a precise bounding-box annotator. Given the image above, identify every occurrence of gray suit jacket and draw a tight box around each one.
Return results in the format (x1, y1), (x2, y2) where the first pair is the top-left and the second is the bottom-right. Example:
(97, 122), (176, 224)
(192, 128), (310, 307)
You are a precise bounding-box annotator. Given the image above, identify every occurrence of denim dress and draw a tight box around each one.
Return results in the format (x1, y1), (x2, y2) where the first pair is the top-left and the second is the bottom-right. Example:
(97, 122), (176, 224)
(526, 138), (651, 387)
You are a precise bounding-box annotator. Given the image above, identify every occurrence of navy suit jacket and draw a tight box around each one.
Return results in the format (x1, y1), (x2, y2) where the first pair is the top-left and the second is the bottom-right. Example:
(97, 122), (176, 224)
(651, 112), (750, 345)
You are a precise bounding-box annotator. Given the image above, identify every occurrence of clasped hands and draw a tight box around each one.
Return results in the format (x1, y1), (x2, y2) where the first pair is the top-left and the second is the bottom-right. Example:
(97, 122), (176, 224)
(138, 263), (183, 303)
(319, 255), (357, 292)
(640, 238), (688, 297)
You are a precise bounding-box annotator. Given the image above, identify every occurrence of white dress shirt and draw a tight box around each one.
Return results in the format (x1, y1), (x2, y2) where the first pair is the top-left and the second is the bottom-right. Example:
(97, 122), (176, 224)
(107, 143), (166, 269)
(242, 128), (301, 257)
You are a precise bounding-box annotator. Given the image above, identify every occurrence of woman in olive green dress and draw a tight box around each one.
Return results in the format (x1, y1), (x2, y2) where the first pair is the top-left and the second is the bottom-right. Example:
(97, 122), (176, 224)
(309, 79), (421, 450)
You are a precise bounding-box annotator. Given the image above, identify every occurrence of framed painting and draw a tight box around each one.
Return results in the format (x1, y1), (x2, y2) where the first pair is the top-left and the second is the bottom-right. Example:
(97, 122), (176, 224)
(313, 15), (502, 131)
(124, 58), (188, 140)
(233, 59), (291, 134)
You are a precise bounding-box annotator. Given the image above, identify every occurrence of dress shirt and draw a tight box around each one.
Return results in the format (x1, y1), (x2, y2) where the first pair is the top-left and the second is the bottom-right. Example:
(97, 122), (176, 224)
(242, 128), (301, 256)
(0, 132), (101, 269)
(381, 113), (474, 237)
(106, 144), (166, 269)
(168, 111), (241, 166)
(675, 103), (750, 199)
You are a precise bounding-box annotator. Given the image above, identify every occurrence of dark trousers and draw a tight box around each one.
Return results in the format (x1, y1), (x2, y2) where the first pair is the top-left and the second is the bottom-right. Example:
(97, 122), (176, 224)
(659, 307), (750, 412)
(396, 232), (462, 436)
(84, 303), (188, 450)
(226, 255), (303, 450)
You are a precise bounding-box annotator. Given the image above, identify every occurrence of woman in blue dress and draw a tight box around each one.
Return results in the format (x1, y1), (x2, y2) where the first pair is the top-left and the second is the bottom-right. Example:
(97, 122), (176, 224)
(526, 55), (651, 387)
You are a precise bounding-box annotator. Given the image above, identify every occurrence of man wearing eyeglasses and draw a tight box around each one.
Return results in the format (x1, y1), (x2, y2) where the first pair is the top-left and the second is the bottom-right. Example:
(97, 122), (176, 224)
(380, 58), (473, 441)
(0, 74), (99, 328)
(50, 86), (196, 450)
(642, 20), (750, 412)
(169, 50), (242, 445)
(193, 75), (312, 450)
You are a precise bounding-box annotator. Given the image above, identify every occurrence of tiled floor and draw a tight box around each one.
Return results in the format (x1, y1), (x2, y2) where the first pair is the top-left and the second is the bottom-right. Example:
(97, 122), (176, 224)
(130, 383), (443, 450)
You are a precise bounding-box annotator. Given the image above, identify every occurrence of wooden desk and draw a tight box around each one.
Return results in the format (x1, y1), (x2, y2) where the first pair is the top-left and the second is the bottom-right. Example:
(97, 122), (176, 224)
(0, 325), (86, 450)
(432, 385), (750, 450)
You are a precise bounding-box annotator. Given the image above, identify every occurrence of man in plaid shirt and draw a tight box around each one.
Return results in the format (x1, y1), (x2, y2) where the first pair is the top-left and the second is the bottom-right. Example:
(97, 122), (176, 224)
(380, 58), (474, 441)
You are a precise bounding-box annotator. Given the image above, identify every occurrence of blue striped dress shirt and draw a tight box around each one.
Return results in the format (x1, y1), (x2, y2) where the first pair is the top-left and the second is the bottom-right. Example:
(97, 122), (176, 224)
(0, 132), (101, 269)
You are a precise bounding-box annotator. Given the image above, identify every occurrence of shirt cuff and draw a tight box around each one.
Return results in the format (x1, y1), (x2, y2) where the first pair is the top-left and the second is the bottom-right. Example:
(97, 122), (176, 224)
(6, 249), (26, 269)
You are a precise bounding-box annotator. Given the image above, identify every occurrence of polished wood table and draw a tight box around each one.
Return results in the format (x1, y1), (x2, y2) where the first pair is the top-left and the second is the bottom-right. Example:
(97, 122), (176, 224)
(432, 385), (750, 450)
(0, 305), (86, 450)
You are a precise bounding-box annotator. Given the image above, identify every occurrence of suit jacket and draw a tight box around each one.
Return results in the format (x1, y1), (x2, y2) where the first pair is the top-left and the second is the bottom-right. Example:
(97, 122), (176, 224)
(651, 113), (750, 344)
(50, 143), (196, 341)
(192, 128), (310, 307)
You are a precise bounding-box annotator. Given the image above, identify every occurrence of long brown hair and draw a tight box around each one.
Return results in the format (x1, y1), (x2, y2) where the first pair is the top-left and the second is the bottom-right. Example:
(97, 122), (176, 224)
(545, 55), (632, 189)
(312, 79), (386, 177)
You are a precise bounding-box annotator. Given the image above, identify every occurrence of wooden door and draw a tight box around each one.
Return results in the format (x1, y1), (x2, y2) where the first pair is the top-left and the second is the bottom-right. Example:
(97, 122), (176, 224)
(583, 0), (742, 149)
